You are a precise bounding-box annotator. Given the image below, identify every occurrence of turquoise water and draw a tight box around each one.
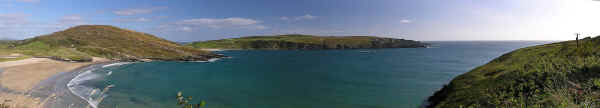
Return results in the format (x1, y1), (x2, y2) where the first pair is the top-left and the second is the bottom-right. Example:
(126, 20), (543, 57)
(77, 41), (552, 108)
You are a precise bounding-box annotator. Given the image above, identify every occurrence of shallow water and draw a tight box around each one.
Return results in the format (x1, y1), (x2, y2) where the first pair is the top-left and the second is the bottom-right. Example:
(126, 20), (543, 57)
(73, 41), (552, 108)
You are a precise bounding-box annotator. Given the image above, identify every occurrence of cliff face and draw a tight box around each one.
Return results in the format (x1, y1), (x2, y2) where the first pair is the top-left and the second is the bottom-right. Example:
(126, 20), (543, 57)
(187, 34), (428, 50)
(427, 37), (600, 107)
(9, 25), (221, 62)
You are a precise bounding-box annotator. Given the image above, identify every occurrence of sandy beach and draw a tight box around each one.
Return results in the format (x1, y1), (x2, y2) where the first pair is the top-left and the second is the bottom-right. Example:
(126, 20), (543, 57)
(0, 57), (109, 108)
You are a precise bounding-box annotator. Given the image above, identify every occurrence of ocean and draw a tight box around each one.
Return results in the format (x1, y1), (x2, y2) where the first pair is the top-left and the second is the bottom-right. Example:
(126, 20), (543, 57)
(67, 41), (553, 108)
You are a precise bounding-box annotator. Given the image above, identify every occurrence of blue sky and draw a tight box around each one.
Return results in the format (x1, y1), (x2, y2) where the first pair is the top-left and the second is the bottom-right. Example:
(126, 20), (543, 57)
(0, 0), (599, 41)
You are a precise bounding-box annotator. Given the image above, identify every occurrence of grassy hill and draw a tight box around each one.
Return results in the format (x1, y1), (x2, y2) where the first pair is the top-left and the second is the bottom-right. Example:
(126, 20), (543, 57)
(187, 34), (428, 50)
(1, 25), (219, 62)
(427, 37), (600, 107)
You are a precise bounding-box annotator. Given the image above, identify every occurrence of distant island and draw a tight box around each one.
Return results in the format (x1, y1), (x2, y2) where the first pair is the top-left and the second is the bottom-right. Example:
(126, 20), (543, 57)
(186, 34), (429, 50)
(427, 37), (600, 107)
(1, 25), (222, 62)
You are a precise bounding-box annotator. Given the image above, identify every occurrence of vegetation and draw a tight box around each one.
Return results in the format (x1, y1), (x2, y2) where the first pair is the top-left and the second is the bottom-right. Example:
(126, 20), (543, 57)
(187, 34), (428, 50)
(0, 40), (29, 62)
(176, 91), (206, 108)
(0, 25), (221, 62)
(427, 36), (600, 107)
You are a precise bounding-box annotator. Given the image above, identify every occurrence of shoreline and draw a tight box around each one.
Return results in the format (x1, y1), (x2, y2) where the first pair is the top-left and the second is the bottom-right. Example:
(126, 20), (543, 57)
(200, 48), (238, 52)
(0, 55), (223, 108)
(0, 56), (226, 108)
(0, 58), (112, 108)
(35, 62), (116, 108)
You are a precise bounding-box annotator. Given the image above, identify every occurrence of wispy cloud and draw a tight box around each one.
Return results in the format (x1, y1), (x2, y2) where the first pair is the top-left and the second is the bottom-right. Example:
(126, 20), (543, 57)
(113, 7), (167, 16)
(0, 13), (29, 27)
(179, 26), (193, 32)
(177, 17), (259, 28)
(0, 3), (14, 7)
(15, 0), (39, 3)
(280, 16), (290, 20)
(114, 16), (168, 23)
(280, 14), (318, 21)
(163, 17), (267, 32)
(115, 17), (151, 22)
(297, 14), (317, 20)
(0, 13), (69, 39)
(400, 19), (412, 24)
(59, 15), (86, 25)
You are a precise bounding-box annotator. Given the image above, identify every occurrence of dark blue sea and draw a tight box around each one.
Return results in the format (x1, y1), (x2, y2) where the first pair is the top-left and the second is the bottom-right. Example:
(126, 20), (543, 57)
(69, 41), (553, 108)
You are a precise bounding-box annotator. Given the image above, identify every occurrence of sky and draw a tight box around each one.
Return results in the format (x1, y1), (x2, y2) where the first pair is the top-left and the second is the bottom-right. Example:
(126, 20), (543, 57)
(0, 0), (599, 42)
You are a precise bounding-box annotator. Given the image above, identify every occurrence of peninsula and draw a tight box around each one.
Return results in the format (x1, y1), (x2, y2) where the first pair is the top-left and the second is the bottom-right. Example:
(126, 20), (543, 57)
(186, 34), (428, 50)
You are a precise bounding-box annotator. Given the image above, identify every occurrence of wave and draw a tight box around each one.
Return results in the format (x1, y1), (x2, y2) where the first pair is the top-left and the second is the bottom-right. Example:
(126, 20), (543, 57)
(102, 62), (133, 68)
(67, 69), (105, 108)
(192, 58), (222, 63)
(67, 62), (131, 108)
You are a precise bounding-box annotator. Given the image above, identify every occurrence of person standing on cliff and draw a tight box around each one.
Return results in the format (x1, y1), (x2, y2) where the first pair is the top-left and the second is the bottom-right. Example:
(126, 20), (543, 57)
(576, 33), (580, 48)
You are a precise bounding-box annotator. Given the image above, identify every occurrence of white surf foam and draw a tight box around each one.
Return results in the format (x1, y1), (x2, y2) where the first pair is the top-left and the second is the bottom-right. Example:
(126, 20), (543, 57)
(192, 58), (222, 63)
(208, 58), (220, 62)
(102, 62), (133, 68)
(68, 64), (121, 108)
(67, 69), (104, 108)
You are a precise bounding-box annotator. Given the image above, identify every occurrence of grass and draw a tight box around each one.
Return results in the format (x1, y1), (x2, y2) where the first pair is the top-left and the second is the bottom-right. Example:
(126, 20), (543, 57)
(0, 40), (30, 62)
(187, 34), (426, 49)
(0, 25), (215, 62)
(0, 56), (30, 62)
(428, 36), (600, 107)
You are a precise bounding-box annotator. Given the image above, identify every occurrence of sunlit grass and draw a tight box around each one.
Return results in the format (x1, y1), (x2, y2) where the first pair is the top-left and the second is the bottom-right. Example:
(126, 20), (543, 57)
(429, 36), (600, 107)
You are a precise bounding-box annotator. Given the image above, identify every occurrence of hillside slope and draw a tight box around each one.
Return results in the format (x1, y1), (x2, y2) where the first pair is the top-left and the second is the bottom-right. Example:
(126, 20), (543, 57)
(6, 25), (219, 61)
(428, 37), (600, 107)
(187, 34), (428, 50)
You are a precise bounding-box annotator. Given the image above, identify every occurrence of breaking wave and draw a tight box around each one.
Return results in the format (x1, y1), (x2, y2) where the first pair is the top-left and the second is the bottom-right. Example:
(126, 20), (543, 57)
(67, 62), (129, 108)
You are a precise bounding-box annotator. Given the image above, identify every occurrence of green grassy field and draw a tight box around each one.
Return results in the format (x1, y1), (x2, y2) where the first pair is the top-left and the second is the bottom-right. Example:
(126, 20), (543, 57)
(428, 37), (600, 107)
(187, 34), (427, 49)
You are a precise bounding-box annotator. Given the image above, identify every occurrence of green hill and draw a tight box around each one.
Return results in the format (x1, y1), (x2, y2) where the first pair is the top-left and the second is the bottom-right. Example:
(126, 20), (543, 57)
(427, 37), (600, 107)
(3, 25), (220, 62)
(186, 34), (428, 50)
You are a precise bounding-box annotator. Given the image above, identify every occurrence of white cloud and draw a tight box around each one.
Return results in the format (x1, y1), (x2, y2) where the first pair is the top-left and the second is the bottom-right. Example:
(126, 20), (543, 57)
(400, 19), (412, 24)
(280, 14), (318, 21)
(113, 7), (167, 16)
(16, 0), (39, 3)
